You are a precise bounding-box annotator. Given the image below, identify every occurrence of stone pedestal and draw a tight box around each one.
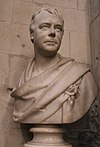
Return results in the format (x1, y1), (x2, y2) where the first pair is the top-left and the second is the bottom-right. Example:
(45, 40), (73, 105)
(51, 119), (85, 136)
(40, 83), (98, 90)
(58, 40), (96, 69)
(24, 125), (72, 147)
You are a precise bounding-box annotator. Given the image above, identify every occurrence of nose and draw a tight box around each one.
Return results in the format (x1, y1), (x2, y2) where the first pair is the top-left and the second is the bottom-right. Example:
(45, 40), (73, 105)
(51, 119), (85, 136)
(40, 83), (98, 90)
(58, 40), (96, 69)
(49, 27), (56, 37)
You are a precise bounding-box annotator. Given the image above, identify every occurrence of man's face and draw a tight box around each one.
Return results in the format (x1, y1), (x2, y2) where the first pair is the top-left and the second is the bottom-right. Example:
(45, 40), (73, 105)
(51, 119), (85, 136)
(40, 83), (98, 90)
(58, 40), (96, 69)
(31, 11), (64, 57)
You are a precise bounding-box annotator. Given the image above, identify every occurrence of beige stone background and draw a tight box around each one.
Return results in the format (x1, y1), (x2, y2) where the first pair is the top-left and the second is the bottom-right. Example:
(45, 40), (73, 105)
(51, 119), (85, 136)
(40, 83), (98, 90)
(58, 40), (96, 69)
(0, 0), (100, 147)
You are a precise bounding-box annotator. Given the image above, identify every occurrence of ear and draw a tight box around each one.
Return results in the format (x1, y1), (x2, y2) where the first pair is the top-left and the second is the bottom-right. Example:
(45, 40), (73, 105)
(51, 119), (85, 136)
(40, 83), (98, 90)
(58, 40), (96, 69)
(30, 29), (34, 43)
(61, 30), (64, 40)
(62, 29), (64, 36)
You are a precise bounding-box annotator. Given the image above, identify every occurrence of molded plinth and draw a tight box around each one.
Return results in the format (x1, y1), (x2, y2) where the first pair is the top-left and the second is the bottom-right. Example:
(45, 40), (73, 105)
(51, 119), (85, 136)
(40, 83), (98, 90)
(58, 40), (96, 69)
(24, 125), (72, 147)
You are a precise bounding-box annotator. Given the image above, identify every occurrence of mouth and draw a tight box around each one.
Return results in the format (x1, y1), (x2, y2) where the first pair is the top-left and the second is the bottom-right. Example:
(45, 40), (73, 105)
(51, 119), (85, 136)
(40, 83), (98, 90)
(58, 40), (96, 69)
(44, 40), (57, 45)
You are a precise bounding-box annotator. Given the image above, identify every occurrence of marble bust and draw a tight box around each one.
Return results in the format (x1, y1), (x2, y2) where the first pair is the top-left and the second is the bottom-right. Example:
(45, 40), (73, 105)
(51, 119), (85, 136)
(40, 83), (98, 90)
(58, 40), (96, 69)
(11, 7), (98, 124)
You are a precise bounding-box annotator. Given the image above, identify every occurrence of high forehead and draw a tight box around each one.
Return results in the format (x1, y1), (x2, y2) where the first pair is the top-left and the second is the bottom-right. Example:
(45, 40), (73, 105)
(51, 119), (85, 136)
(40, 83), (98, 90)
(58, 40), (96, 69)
(31, 8), (64, 26)
(34, 11), (63, 24)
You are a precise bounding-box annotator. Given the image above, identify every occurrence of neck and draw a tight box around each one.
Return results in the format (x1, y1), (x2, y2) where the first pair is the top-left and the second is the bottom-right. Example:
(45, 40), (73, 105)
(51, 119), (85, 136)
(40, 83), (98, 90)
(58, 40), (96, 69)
(34, 51), (60, 73)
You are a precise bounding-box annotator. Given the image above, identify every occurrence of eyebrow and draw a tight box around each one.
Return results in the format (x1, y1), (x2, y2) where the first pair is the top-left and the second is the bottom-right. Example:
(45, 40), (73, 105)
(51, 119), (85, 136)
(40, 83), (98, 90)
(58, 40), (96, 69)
(39, 22), (63, 26)
(40, 22), (51, 25)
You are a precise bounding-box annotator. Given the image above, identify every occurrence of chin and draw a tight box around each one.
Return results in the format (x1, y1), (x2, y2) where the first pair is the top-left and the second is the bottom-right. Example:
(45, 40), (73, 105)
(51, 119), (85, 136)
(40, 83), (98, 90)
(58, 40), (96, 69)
(42, 50), (58, 57)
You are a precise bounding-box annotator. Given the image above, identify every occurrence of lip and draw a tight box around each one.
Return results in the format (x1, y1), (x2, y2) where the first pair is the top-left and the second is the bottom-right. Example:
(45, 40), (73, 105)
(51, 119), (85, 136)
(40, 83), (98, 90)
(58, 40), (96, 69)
(44, 40), (57, 44)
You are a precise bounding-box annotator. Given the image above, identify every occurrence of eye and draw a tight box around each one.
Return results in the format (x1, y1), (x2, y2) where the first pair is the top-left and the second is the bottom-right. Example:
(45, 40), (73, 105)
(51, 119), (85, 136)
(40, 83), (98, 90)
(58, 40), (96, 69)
(55, 25), (63, 32)
(39, 23), (50, 30)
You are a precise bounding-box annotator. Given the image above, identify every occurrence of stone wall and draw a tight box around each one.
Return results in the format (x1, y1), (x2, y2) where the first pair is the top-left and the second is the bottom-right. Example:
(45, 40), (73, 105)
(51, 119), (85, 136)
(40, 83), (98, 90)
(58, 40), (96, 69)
(0, 0), (92, 147)
(89, 0), (100, 146)
(90, 0), (100, 89)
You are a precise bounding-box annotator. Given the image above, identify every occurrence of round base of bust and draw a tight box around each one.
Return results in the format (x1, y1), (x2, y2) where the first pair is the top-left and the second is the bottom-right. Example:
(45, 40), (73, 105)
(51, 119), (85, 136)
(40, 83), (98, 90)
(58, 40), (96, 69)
(24, 125), (72, 147)
(24, 143), (72, 147)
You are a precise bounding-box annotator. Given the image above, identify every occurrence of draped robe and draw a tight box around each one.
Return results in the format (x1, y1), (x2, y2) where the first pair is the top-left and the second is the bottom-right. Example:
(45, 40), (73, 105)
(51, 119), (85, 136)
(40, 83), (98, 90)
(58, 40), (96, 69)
(11, 54), (98, 124)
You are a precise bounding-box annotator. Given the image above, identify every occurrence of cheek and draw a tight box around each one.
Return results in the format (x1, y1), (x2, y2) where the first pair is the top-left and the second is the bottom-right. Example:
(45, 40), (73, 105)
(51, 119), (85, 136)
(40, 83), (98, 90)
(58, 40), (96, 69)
(57, 34), (63, 42)
(35, 32), (47, 41)
(56, 32), (63, 38)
